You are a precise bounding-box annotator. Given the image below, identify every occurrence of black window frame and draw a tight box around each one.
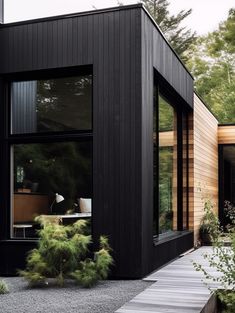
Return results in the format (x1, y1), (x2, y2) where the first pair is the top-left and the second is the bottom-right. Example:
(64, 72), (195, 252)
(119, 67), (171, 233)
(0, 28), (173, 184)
(153, 73), (189, 240)
(1, 65), (93, 240)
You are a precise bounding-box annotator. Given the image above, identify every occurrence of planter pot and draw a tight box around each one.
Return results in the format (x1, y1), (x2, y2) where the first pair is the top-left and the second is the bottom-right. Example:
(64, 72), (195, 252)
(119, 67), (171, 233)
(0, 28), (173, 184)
(200, 232), (212, 245)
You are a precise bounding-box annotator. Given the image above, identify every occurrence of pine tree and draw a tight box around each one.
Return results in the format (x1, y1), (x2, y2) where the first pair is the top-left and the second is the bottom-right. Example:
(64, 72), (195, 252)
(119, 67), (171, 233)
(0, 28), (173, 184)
(140, 0), (196, 61)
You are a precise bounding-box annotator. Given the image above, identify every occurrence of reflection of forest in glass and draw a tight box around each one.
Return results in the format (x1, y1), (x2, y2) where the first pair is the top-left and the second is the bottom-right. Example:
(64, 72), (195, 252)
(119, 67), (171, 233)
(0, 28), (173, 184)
(14, 141), (92, 212)
(159, 95), (176, 234)
(12, 75), (92, 134)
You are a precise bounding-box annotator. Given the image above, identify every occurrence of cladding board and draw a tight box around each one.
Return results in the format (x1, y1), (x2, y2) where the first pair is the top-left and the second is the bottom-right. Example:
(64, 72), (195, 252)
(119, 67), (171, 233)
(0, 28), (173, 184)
(218, 125), (235, 144)
(0, 5), (194, 277)
(189, 94), (218, 242)
(141, 10), (193, 275)
(0, 7), (142, 278)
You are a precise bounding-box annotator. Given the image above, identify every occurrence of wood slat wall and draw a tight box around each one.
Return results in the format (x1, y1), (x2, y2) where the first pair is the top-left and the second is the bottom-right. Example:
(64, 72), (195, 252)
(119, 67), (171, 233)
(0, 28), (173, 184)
(0, 6), (143, 278)
(0, 5), (195, 277)
(218, 125), (235, 144)
(189, 94), (218, 243)
(140, 9), (194, 274)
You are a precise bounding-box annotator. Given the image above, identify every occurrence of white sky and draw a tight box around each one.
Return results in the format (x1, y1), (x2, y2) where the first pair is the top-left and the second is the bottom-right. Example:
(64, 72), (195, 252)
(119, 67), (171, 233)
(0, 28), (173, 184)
(3, 0), (235, 35)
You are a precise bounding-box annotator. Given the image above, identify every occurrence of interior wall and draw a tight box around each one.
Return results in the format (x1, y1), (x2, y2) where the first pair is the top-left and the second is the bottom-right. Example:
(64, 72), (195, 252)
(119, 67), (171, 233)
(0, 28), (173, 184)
(189, 94), (218, 243)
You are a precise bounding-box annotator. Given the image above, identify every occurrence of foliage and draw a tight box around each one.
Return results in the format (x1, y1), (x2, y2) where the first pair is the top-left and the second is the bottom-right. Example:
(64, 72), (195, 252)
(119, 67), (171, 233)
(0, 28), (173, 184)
(224, 200), (235, 226)
(199, 198), (220, 240)
(14, 141), (92, 211)
(194, 228), (235, 312)
(19, 218), (113, 288)
(187, 9), (235, 123)
(0, 280), (9, 294)
(140, 0), (197, 61)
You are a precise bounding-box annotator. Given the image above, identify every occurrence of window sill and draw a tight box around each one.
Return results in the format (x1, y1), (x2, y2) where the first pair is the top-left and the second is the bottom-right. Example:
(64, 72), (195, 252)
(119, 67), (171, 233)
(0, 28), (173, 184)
(153, 230), (192, 246)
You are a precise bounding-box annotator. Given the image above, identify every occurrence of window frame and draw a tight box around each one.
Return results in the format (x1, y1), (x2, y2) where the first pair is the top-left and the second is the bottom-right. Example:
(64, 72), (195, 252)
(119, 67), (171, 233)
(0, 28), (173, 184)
(153, 74), (189, 240)
(3, 66), (93, 240)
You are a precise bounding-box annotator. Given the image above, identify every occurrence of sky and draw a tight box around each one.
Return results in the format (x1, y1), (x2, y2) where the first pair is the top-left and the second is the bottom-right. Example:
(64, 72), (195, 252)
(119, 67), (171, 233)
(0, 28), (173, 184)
(3, 0), (235, 35)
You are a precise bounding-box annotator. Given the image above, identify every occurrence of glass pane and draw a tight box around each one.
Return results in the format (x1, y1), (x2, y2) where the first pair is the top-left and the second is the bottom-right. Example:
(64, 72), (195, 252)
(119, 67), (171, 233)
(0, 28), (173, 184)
(153, 85), (158, 235)
(222, 146), (235, 227)
(158, 95), (177, 234)
(11, 75), (92, 134)
(182, 113), (188, 230)
(12, 141), (92, 238)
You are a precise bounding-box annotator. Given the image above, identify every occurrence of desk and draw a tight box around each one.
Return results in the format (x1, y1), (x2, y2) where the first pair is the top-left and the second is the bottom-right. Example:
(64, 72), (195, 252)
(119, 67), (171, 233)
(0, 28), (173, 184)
(40, 213), (91, 224)
(13, 224), (33, 238)
(56, 213), (91, 219)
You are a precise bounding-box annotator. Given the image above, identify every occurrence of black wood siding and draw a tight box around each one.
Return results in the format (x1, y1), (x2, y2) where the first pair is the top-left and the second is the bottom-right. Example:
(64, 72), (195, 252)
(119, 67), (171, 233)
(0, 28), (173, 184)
(0, 6), (143, 278)
(140, 9), (193, 276)
(0, 5), (194, 278)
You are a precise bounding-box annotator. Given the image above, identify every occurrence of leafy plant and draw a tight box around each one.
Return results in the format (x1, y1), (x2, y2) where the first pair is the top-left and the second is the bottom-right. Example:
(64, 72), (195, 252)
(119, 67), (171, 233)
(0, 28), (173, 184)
(19, 217), (113, 288)
(224, 200), (235, 226)
(0, 280), (9, 294)
(199, 198), (220, 242)
(194, 227), (235, 312)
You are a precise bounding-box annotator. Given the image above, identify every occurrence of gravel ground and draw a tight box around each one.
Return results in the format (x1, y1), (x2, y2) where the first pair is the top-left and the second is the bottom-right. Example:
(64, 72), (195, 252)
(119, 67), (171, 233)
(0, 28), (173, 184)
(0, 277), (151, 313)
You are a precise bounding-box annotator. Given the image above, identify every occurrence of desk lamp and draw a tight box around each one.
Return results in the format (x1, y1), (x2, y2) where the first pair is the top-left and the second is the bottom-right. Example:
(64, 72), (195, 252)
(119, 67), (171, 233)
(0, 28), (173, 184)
(50, 193), (64, 214)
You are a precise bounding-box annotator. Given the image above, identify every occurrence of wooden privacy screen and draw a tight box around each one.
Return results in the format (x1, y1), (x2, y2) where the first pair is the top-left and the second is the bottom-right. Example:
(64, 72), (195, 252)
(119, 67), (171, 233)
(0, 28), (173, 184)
(13, 193), (49, 223)
(189, 94), (218, 243)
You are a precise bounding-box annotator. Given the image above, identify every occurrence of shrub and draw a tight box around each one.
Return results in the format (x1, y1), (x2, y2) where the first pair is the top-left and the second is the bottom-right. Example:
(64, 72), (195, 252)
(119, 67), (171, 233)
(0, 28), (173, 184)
(0, 280), (9, 294)
(199, 198), (220, 243)
(194, 222), (235, 312)
(19, 217), (113, 288)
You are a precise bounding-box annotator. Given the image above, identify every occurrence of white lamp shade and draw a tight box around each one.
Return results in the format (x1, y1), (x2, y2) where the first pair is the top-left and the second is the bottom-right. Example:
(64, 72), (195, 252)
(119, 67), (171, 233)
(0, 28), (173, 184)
(55, 193), (64, 203)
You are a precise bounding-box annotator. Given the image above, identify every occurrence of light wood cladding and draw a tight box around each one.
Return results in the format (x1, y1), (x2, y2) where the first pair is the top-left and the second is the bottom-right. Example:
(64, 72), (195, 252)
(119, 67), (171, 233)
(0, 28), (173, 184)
(218, 125), (235, 144)
(159, 131), (174, 147)
(14, 193), (49, 223)
(189, 94), (218, 243)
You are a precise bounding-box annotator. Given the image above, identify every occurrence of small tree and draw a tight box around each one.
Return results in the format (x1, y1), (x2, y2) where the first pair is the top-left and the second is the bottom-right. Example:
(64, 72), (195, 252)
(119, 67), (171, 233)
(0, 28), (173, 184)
(19, 217), (113, 288)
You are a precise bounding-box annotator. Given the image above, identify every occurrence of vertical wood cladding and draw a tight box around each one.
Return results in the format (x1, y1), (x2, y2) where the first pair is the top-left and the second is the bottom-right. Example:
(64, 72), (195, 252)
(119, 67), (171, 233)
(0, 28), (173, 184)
(0, 5), (194, 277)
(140, 9), (193, 275)
(189, 94), (218, 243)
(218, 125), (235, 144)
(0, 6), (142, 278)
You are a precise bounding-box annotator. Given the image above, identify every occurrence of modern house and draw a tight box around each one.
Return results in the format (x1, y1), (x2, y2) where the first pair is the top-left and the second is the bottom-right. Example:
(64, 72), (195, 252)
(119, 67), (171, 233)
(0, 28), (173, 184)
(0, 3), (234, 279)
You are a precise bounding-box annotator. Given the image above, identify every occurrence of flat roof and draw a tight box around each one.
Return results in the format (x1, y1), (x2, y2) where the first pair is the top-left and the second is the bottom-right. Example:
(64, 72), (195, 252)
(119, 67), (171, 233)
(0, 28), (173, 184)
(0, 4), (193, 80)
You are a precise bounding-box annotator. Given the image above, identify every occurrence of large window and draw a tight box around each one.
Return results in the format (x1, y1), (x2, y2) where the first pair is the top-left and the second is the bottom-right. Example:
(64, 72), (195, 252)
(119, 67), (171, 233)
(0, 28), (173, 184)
(11, 75), (92, 134)
(10, 72), (93, 239)
(153, 85), (189, 237)
(158, 95), (177, 234)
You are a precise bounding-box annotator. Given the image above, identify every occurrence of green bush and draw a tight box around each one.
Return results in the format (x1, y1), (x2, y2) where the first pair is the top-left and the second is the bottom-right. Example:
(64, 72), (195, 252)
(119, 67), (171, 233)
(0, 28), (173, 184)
(194, 218), (235, 312)
(19, 217), (113, 288)
(0, 280), (9, 294)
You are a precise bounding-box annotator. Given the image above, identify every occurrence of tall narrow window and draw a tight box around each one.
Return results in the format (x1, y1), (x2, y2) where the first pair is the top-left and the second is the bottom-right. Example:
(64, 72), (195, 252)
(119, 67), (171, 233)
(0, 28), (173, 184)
(158, 95), (177, 234)
(153, 81), (189, 238)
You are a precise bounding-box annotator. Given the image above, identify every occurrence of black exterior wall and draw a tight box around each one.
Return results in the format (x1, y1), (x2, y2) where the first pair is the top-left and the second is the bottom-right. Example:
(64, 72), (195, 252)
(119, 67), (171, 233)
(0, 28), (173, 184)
(0, 4), (193, 278)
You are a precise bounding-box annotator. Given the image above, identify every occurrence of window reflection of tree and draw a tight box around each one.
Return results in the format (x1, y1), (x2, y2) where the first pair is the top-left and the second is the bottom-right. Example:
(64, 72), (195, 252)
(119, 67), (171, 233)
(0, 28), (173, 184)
(158, 95), (176, 234)
(36, 75), (92, 132)
(14, 141), (92, 211)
